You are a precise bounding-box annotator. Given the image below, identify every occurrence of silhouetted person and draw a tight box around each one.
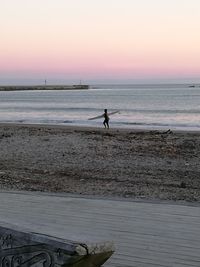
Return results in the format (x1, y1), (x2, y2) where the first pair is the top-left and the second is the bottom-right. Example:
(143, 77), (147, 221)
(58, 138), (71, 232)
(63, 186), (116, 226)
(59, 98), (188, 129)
(103, 109), (109, 128)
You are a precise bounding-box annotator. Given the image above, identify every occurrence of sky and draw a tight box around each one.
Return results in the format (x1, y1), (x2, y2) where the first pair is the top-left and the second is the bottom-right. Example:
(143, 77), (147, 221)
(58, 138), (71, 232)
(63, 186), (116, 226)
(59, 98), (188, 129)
(0, 0), (200, 84)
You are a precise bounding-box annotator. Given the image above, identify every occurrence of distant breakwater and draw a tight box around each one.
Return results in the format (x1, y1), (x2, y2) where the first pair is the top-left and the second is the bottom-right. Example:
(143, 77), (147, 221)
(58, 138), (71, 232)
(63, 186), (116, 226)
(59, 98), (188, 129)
(0, 85), (89, 91)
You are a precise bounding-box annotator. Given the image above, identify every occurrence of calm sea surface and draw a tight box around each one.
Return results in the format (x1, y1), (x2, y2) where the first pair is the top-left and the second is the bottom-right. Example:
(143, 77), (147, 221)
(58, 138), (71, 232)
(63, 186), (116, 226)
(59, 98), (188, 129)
(0, 84), (200, 131)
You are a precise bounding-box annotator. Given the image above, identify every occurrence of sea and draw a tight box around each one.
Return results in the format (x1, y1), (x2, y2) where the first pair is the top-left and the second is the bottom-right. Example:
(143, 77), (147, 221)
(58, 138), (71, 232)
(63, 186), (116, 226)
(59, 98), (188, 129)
(0, 83), (200, 131)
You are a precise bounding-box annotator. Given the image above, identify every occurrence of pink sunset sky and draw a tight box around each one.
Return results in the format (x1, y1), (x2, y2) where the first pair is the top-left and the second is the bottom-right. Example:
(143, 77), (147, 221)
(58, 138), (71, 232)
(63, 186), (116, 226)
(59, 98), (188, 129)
(0, 0), (200, 83)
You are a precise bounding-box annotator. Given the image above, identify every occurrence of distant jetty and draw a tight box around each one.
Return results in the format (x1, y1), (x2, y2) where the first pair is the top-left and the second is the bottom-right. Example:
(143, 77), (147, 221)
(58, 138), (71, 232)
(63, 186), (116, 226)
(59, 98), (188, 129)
(0, 84), (89, 91)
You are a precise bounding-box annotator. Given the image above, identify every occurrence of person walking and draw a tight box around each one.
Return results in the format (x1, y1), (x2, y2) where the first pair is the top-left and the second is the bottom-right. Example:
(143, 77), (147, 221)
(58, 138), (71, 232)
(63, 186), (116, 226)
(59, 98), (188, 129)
(103, 109), (109, 128)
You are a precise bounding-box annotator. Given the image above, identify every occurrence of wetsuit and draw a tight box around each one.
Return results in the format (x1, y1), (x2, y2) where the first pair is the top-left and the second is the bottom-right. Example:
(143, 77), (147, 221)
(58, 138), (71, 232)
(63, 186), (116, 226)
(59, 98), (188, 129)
(103, 112), (109, 128)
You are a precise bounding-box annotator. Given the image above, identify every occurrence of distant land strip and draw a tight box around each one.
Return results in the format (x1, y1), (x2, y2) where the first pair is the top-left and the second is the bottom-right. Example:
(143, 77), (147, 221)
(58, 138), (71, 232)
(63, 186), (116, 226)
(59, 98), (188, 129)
(0, 85), (89, 91)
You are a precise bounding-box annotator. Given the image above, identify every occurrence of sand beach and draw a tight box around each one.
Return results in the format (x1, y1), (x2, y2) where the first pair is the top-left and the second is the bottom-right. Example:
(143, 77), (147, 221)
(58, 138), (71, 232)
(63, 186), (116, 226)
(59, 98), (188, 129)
(0, 123), (199, 202)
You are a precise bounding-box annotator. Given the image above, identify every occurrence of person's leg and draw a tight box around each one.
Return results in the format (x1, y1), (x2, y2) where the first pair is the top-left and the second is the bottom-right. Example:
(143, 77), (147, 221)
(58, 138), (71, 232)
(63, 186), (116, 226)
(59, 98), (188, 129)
(103, 120), (106, 128)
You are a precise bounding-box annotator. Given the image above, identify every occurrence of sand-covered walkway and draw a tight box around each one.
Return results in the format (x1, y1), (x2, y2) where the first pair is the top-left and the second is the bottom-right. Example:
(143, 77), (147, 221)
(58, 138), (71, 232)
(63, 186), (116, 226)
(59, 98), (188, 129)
(0, 191), (199, 266)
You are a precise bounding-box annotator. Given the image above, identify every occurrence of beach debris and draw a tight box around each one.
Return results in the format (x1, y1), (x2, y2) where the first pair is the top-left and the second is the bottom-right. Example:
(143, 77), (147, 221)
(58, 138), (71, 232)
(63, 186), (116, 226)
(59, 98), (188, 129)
(180, 182), (187, 189)
(149, 129), (173, 136)
(163, 129), (173, 134)
(0, 133), (13, 139)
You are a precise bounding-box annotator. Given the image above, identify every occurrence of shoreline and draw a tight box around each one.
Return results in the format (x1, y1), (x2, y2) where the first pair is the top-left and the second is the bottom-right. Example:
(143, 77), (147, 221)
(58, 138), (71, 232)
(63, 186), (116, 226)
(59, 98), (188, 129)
(0, 123), (199, 202)
(1, 122), (200, 135)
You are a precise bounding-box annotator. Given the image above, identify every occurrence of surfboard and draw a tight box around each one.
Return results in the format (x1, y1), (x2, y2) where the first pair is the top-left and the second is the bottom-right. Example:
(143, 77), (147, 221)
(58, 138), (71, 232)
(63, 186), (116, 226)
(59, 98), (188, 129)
(88, 114), (104, 120)
(88, 110), (120, 120)
(108, 110), (120, 116)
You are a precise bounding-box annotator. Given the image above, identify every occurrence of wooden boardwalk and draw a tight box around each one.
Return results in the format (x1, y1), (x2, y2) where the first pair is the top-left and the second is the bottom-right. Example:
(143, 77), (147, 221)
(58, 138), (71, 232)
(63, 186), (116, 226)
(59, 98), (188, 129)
(0, 191), (200, 267)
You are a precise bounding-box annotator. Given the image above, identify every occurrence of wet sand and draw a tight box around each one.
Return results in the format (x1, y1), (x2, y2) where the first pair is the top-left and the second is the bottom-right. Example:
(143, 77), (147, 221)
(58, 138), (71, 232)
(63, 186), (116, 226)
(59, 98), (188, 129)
(0, 123), (199, 202)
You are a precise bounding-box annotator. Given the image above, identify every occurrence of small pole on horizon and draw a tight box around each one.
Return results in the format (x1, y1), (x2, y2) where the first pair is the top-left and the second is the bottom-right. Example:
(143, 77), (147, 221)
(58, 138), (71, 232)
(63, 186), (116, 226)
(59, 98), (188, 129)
(45, 79), (47, 86)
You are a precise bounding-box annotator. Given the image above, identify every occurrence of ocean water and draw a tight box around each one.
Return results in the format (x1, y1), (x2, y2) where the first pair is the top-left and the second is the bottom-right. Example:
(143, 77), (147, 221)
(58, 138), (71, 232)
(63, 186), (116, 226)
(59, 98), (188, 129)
(0, 84), (200, 131)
